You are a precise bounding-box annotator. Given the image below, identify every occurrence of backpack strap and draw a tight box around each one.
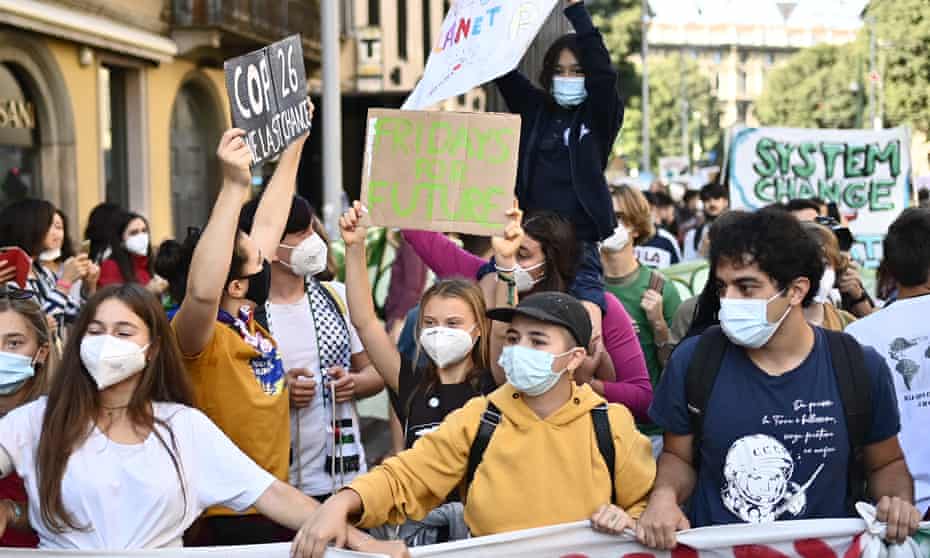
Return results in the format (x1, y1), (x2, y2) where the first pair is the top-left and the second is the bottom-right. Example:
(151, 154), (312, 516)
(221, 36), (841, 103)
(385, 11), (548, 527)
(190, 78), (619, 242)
(465, 401), (501, 498)
(319, 281), (349, 316)
(648, 269), (666, 294)
(823, 328), (872, 512)
(591, 403), (617, 505)
(685, 325), (730, 468)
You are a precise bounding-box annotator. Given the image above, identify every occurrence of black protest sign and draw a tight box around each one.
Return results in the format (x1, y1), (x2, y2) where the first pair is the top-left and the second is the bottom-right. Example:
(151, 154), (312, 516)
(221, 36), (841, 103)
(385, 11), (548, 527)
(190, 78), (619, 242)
(224, 34), (312, 165)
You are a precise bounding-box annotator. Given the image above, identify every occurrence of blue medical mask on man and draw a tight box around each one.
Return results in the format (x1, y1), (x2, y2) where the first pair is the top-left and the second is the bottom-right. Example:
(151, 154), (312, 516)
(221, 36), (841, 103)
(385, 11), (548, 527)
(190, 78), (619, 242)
(551, 76), (588, 108)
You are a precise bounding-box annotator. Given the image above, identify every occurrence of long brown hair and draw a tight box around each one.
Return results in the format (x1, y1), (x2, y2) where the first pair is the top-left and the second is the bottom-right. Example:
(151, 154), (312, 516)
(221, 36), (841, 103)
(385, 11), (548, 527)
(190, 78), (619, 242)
(414, 279), (490, 395)
(0, 291), (53, 403)
(36, 284), (194, 533)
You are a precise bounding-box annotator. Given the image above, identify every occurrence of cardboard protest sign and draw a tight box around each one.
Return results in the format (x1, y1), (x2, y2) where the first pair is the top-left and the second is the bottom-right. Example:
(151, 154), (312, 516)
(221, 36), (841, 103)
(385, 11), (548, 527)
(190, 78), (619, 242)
(402, 0), (559, 110)
(360, 109), (519, 235)
(224, 35), (312, 165)
(728, 127), (912, 267)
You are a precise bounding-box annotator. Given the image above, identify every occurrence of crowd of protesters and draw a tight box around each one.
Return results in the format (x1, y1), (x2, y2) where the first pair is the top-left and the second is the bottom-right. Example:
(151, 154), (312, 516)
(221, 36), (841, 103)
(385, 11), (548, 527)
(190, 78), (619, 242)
(0, 1), (923, 557)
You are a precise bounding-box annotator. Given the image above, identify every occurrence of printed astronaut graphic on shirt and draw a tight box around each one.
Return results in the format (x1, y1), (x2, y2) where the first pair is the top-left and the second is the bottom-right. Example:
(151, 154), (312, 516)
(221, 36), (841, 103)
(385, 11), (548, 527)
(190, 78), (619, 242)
(722, 434), (825, 524)
(887, 336), (928, 390)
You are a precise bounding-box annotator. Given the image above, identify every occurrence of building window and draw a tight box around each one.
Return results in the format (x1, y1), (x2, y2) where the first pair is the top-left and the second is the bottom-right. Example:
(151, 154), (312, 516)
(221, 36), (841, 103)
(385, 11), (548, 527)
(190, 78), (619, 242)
(0, 63), (39, 205)
(99, 65), (129, 209)
(397, 0), (408, 60)
(713, 50), (722, 64)
(738, 101), (751, 123)
(766, 52), (776, 66)
(738, 49), (749, 64)
(369, 0), (380, 25)
(422, 0), (431, 63)
(737, 69), (747, 95)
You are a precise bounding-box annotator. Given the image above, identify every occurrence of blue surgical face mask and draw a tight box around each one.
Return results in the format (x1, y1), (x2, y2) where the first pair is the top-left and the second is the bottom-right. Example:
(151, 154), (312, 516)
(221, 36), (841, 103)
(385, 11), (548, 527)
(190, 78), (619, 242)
(718, 290), (791, 349)
(499, 345), (573, 396)
(551, 76), (588, 108)
(0, 351), (36, 395)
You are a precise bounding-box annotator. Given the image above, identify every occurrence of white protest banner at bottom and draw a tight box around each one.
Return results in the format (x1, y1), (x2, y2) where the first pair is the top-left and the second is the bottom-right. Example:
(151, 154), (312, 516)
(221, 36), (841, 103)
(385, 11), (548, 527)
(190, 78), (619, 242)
(1, 516), (928, 558)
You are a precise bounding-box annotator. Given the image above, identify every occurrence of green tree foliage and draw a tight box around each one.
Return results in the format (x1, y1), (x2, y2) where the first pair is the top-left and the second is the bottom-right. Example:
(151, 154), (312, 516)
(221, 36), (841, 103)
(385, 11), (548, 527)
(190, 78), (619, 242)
(866, 0), (930, 133)
(755, 44), (863, 129)
(588, 0), (641, 100)
(616, 55), (722, 171)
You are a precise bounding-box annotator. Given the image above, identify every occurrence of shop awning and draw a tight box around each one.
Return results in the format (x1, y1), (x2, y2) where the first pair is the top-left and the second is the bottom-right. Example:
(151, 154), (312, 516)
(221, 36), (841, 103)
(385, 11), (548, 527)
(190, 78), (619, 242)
(0, 0), (177, 63)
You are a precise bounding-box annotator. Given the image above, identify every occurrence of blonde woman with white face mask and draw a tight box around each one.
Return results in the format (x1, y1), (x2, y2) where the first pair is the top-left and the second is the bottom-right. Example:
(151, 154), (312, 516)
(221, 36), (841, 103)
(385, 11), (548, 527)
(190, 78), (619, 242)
(0, 284), (408, 557)
(339, 202), (497, 547)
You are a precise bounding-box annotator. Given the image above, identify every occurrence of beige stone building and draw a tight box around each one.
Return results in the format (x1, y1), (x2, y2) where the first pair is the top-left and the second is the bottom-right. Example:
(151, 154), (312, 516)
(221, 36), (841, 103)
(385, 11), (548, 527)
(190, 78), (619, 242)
(645, 1), (859, 129)
(0, 0), (319, 242)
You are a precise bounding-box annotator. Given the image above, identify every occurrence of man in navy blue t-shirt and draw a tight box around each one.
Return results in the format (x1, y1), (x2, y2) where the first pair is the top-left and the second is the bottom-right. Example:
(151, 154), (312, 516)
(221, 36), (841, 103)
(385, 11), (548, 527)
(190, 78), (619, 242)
(638, 209), (920, 549)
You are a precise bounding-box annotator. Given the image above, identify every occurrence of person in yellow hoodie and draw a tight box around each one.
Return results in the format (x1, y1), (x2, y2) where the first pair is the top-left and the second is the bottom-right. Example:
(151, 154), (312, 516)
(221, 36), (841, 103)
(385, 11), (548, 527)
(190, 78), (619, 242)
(292, 287), (656, 558)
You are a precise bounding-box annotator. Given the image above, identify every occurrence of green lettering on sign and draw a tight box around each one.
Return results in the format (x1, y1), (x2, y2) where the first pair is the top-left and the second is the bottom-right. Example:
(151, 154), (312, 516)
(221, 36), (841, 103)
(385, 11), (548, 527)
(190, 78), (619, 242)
(869, 180), (895, 211)
(753, 138), (777, 177)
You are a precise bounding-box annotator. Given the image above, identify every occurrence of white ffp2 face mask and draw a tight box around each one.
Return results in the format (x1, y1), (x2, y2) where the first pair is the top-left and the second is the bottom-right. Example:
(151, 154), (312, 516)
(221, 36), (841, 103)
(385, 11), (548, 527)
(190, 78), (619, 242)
(80, 335), (149, 390)
(513, 261), (545, 293)
(124, 233), (149, 256)
(719, 290), (791, 349)
(281, 234), (328, 278)
(601, 224), (631, 252)
(419, 326), (476, 368)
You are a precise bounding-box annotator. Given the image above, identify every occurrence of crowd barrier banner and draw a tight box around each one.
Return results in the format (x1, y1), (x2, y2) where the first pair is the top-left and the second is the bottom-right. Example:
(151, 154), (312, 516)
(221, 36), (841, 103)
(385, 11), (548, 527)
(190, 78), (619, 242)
(224, 34), (312, 165)
(2, 510), (927, 558)
(359, 108), (519, 235)
(728, 127), (911, 268)
(402, 0), (559, 110)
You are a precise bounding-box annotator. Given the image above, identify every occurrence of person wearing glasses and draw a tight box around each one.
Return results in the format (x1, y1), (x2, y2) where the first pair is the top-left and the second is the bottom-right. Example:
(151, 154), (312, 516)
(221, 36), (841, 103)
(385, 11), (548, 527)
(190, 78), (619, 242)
(0, 286), (51, 547)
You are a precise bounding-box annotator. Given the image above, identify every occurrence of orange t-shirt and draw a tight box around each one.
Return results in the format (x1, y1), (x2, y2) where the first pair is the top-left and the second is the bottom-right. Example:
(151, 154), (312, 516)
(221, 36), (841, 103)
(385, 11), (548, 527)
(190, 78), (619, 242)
(175, 319), (289, 516)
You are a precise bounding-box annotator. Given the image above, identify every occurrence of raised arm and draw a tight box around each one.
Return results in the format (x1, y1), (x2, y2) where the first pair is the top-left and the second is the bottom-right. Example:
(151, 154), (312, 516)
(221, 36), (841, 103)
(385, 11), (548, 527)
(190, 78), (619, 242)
(487, 207), (525, 386)
(565, 0), (623, 154)
(493, 70), (546, 117)
(173, 129), (252, 356)
(401, 230), (487, 280)
(342, 202), (402, 393)
(597, 295), (653, 421)
(249, 101), (312, 259)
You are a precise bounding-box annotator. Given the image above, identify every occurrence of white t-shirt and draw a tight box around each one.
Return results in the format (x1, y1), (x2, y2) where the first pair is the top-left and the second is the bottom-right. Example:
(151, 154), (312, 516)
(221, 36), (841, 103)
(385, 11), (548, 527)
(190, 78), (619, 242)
(0, 397), (275, 549)
(267, 281), (368, 497)
(846, 294), (930, 515)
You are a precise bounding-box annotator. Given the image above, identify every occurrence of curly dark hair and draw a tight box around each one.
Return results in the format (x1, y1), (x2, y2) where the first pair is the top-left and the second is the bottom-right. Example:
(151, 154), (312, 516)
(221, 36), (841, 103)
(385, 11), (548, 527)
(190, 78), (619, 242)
(883, 208), (930, 288)
(709, 208), (823, 308)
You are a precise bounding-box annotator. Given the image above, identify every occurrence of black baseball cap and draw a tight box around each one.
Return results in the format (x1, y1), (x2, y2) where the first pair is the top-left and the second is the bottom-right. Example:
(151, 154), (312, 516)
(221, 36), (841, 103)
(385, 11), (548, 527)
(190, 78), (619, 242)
(487, 292), (592, 348)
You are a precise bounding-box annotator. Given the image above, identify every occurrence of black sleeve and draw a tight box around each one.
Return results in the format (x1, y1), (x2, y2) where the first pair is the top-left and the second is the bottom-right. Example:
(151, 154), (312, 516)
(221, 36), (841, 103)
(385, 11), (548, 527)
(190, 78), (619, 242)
(565, 3), (624, 150)
(494, 70), (545, 117)
(391, 358), (418, 424)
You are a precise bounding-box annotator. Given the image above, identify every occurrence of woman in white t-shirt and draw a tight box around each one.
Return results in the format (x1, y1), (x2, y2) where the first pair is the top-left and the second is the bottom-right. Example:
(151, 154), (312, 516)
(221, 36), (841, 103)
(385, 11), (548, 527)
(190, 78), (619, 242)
(0, 283), (408, 556)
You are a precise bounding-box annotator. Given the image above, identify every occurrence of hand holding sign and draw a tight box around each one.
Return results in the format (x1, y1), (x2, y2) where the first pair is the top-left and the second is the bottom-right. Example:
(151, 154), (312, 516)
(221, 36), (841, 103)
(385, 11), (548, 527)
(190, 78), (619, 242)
(217, 128), (253, 188)
(224, 35), (312, 165)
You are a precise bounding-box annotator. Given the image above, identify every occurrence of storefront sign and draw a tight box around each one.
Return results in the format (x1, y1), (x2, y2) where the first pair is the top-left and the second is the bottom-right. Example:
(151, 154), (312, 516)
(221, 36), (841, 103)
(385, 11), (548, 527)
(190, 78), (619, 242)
(0, 99), (35, 129)
(224, 35), (312, 165)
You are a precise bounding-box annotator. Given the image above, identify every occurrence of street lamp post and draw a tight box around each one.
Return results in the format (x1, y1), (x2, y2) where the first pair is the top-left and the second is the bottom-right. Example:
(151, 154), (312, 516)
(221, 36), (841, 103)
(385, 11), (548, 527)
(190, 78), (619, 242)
(321, 0), (343, 237)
